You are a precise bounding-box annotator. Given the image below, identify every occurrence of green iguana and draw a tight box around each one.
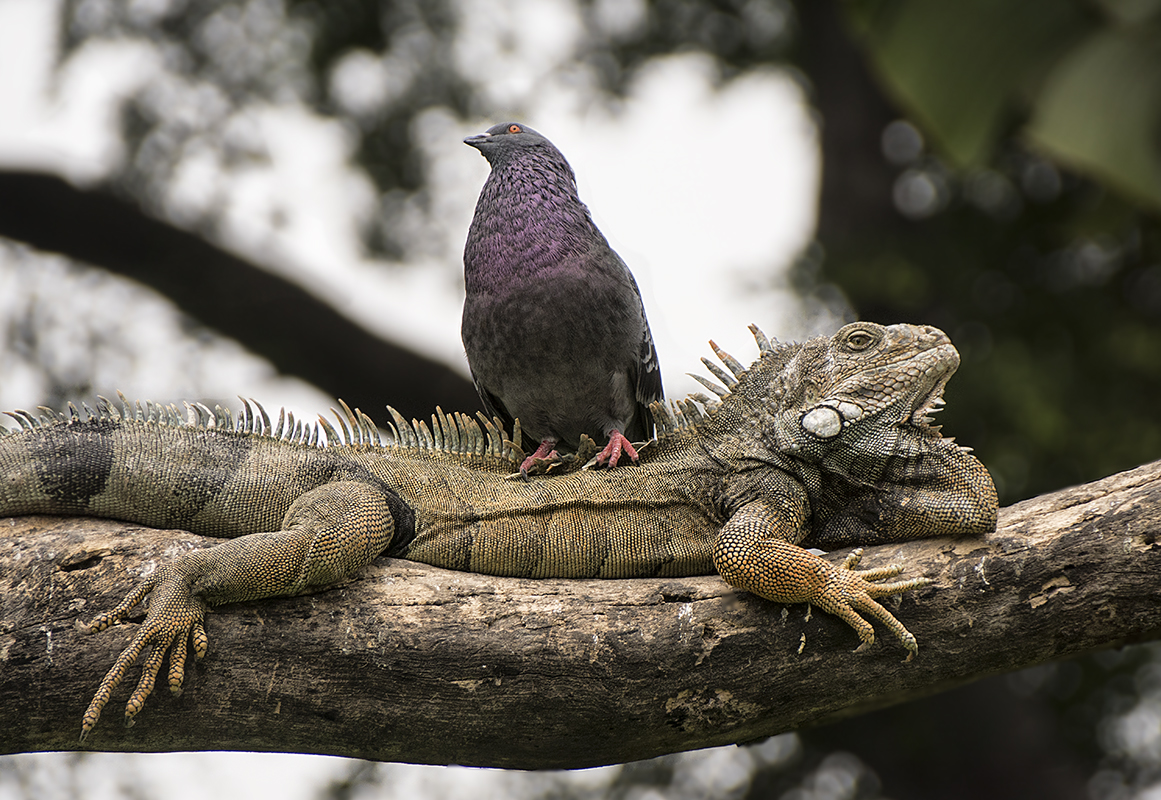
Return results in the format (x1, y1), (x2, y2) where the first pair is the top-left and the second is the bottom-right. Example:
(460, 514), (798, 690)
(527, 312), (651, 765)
(0, 321), (998, 740)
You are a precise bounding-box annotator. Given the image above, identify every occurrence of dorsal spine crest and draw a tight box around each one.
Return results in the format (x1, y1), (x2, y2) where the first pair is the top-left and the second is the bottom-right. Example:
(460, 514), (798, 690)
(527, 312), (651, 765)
(0, 395), (524, 468)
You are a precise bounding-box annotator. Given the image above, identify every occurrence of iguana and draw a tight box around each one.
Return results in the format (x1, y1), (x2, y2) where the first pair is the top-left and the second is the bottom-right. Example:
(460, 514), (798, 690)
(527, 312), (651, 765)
(0, 321), (997, 740)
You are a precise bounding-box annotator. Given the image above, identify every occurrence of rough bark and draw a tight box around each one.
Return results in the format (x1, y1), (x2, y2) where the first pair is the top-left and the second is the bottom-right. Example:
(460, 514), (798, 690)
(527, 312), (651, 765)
(2, 461), (1160, 769)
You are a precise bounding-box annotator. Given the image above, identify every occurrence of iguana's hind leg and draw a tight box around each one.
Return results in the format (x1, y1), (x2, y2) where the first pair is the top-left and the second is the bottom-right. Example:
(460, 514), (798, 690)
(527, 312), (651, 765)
(713, 501), (930, 660)
(78, 481), (397, 740)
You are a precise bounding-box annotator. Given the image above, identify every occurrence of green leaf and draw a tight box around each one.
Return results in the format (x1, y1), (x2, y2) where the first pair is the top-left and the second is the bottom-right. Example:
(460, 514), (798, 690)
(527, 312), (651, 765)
(849, 0), (1092, 165)
(1025, 29), (1161, 211)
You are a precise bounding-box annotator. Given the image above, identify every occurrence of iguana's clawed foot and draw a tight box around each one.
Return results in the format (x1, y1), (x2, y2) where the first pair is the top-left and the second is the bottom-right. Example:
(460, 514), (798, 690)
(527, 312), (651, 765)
(819, 548), (931, 662)
(79, 565), (208, 741)
(716, 528), (931, 659)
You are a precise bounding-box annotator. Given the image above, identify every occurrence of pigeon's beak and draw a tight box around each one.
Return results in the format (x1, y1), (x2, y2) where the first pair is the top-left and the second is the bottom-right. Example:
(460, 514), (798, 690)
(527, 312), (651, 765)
(464, 132), (490, 148)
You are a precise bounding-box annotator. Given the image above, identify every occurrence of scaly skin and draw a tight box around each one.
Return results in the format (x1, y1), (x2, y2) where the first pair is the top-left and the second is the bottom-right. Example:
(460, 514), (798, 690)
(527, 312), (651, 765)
(0, 322), (998, 739)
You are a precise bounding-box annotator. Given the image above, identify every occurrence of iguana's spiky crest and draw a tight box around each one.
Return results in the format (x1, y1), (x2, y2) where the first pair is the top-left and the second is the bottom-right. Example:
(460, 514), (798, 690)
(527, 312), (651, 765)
(659, 324), (775, 437)
(1, 394), (524, 467)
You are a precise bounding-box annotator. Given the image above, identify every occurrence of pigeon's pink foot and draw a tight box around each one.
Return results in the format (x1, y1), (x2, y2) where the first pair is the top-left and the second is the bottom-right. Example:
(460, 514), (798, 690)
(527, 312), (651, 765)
(520, 439), (561, 478)
(595, 429), (639, 468)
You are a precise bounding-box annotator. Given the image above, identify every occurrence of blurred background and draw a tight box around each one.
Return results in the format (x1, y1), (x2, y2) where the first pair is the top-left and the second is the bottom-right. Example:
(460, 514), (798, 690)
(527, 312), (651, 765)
(1, 0), (1160, 797)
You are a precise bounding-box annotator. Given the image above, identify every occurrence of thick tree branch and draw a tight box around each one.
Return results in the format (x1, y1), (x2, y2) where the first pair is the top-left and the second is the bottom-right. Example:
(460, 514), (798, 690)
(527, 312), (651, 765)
(0, 170), (479, 419)
(2, 461), (1160, 768)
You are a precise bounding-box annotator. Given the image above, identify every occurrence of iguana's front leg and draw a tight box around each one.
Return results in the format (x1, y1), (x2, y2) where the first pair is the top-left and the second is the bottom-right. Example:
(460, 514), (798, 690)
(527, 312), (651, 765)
(79, 481), (397, 740)
(713, 499), (930, 659)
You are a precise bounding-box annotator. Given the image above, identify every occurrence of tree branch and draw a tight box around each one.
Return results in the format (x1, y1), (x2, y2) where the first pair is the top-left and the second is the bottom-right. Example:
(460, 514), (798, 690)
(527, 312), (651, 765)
(0, 170), (479, 419)
(2, 461), (1160, 768)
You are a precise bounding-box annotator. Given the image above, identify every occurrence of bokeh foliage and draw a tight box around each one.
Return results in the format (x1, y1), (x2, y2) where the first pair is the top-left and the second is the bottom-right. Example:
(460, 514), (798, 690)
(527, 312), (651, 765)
(63, 0), (472, 257)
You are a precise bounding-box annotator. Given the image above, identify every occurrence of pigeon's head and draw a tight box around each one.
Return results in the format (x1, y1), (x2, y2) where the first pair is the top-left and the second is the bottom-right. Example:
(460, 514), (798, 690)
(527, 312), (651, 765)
(464, 123), (564, 168)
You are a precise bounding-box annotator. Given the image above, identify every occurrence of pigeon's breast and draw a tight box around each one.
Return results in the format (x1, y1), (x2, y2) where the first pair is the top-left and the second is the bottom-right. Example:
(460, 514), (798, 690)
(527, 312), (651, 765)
(462, 264), (645, 446)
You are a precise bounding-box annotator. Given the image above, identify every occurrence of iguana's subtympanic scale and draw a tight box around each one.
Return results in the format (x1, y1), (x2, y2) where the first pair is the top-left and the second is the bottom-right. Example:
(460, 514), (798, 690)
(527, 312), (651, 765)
(0, 322), (998, 740)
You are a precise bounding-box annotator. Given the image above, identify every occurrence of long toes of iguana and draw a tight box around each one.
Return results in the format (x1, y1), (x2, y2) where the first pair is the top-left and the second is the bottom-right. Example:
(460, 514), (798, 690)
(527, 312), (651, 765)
(191, 620), (208, 660)
(842, 548), (865, 570)
(126, 637), (172, 725)
(167, 629), (190, 697)
(80, 645), (139, 741)
(844, 562), (906, 583)
(818, 560), (928, 659)
(82, 578), (155, 634)
(79, 569), (208, 740)
(848, 592), (922, 662)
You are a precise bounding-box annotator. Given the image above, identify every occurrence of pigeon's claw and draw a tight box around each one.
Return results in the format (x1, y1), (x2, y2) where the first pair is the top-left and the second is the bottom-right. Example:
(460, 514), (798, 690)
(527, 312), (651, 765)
(519, 439), (562, 478)
(594, 430), (640, 468)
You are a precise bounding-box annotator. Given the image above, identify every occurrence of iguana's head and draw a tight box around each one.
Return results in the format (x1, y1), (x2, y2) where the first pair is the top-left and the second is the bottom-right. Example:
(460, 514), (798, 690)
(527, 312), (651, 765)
(774, 322), (957, 458)
(672, 321), (962, 465)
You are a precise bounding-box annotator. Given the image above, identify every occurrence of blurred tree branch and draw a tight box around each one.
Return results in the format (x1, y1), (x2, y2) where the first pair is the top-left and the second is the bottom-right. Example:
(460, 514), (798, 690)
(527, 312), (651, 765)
(0, 170), (478, 420)
(2, 460), (1159, 767)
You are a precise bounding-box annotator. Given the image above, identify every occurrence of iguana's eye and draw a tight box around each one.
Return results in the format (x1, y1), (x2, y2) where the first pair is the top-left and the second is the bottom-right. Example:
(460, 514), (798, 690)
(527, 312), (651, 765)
(844, 330), (877, 351)
(802, 380), (822, 405)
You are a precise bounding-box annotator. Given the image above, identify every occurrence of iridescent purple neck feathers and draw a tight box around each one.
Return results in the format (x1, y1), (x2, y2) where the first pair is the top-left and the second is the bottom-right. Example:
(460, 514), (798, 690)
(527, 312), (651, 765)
(464, 137), (603, 289)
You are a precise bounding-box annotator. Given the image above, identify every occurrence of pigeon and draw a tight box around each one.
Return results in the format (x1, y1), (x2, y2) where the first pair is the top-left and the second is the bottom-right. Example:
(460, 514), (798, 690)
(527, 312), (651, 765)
(461, 122), (663, 475)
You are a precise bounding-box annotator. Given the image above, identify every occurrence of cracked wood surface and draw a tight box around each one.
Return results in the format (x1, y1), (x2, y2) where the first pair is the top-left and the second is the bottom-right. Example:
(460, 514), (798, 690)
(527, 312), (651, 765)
(2, 461), (1161, 768)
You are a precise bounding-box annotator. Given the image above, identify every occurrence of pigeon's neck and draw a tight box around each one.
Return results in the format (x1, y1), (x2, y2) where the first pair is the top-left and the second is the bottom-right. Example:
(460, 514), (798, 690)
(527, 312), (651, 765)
(464, 155), (605, 286)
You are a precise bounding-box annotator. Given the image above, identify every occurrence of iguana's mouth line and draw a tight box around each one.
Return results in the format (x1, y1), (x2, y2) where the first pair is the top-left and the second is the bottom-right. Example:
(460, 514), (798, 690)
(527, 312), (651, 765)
(910, 371), (952, 429)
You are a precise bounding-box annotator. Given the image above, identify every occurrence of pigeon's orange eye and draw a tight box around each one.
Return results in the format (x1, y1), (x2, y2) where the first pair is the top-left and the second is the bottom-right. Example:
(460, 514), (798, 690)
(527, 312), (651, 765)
(508, 124), (521, 133)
